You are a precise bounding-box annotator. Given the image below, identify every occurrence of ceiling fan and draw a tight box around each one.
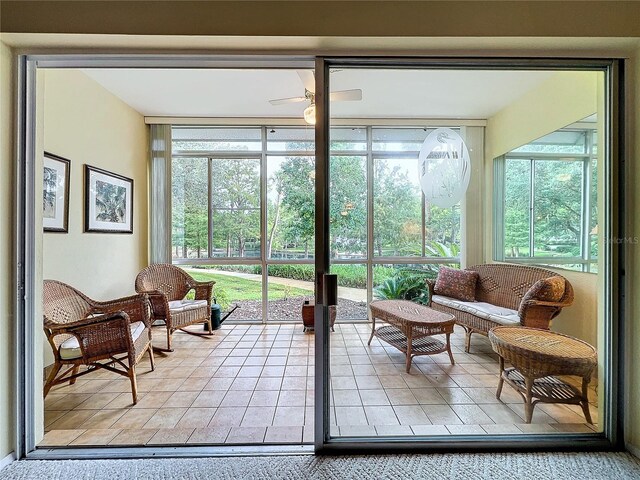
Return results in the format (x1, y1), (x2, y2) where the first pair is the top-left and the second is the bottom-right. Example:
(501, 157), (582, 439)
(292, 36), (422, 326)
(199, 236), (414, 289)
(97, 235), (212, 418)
(268, 70), (362, 124)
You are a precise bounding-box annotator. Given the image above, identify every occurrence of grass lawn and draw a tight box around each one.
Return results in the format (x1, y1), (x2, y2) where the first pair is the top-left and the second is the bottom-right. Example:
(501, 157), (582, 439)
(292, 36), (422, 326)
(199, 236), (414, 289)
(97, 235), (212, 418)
(187, 270), (312, 309)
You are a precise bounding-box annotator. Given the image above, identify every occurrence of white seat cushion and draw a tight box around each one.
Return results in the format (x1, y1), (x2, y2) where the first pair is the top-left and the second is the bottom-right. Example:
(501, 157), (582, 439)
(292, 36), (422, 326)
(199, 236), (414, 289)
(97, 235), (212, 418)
(431, 295), (520, 326)
(168, 299), (208, 314)
(59, 321), (146, 360)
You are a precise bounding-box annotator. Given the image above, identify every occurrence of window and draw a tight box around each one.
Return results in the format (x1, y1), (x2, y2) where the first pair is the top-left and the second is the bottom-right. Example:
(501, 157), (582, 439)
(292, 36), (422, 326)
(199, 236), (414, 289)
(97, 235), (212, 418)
(171, 125), (462, 321)
(494, 124), (597, 272)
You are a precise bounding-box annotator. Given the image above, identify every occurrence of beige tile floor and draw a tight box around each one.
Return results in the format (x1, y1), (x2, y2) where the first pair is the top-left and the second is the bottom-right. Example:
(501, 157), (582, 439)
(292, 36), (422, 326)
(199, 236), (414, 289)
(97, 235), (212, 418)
(40, 322), (599, 447)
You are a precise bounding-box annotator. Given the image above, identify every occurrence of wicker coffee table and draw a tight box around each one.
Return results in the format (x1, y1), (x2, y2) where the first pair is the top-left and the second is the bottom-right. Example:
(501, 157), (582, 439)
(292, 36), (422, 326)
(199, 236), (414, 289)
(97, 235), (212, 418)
(489, 326), (597, 424)
(368, 300), (456, 372)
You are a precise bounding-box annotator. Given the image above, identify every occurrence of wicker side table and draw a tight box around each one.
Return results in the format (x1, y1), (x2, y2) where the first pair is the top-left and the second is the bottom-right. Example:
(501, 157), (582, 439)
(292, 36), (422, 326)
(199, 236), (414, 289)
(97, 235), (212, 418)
(489, 326), (597, 424)
(368, 300), (456, 372)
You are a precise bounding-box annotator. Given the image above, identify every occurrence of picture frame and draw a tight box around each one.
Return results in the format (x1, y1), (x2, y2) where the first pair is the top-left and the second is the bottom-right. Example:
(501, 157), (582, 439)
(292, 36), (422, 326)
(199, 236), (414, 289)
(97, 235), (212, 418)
(84, 164), (134, 234)
(43, 152), (70, 233)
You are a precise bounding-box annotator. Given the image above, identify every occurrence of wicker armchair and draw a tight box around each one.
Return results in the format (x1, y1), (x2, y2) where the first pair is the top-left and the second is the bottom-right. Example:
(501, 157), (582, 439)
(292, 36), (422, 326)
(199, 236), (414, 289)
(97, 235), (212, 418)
(135, 264), (215, 352)
(43, 280), (154, 404)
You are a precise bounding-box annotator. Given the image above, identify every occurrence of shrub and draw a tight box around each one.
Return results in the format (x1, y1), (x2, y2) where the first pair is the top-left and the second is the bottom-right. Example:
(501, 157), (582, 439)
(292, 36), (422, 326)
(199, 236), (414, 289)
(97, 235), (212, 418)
(372, 267), (434, 304)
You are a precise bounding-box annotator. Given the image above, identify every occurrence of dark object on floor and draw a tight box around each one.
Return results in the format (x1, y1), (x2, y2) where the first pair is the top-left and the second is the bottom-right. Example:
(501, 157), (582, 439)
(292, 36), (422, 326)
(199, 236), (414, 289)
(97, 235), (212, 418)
(302, 300), (336, 332)
(204, 302), (240, 330)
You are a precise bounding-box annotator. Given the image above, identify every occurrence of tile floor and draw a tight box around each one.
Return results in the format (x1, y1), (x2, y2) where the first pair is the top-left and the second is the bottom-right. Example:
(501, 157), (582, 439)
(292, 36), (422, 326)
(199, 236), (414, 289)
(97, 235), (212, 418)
(40, 322), (599, 447)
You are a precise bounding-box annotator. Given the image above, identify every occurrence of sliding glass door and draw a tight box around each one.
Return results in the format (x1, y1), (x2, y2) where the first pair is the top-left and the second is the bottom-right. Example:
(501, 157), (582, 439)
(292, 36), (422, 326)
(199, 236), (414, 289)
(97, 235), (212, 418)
(314, 58), (616, 451)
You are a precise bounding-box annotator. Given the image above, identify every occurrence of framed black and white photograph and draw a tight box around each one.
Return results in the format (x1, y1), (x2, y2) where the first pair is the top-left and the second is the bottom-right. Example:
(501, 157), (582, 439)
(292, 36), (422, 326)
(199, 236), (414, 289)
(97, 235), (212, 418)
(84, 165), (133, 234)
(43, 152), (70, 233)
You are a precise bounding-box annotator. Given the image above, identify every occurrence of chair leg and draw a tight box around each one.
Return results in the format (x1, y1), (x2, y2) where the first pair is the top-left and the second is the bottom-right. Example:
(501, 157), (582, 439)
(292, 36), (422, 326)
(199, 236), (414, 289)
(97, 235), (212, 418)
(496, 357), (505, 400)
(148, 346), (155, 371)
(207, 318), (213, 335)
(43, 363), (62, 397)
(465, 328), (473, 353)
(524, 376), (535, 423)
(129, 365), (138, 405)
(69, 365), (80, 385)
(581, 377), (593, 424)
(167, 328), (173, 352)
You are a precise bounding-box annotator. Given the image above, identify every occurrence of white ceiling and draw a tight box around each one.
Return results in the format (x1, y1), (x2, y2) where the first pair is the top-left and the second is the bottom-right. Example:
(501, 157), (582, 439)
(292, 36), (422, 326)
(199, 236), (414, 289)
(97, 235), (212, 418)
(81, 68), (556, 119)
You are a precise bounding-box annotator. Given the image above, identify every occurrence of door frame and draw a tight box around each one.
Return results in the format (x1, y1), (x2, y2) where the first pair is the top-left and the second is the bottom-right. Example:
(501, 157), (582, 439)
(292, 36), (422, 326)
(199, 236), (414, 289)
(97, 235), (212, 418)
(14, 54), (625, 459)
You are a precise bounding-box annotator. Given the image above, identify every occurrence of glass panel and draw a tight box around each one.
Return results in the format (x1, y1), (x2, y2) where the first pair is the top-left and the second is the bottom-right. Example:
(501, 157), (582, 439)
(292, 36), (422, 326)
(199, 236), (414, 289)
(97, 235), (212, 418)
(211, 158), (261, 258)
(373, 157), (422, 257)
(504, 159), (532, 258)
(533, 160), (583, 257)
(512, 130), (588, 154)
(172, 127), (262, 152)
(267, 156), (315, 259)
(589, 157), (598, 271)
(266, 264), (314, 322)
(331, 264), (368, 321)
(331, 127), (367, 151)
(182, 265), (262, 321)
(425, 204), (461, 257)
(372, 127), (434, 152)
(171, 157), (208, 259)
(330, 156), (367, 259)
(267, 127), (315, 152)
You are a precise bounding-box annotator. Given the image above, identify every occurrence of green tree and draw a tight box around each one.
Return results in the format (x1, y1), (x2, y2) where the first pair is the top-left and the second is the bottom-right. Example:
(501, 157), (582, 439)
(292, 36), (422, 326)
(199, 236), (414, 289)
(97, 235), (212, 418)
(373, 160), (422, 256)
(172, 157), (208, 258)
(274, 157), (316, 257)
(211, 158), (260, 257)
(330, 156), (367, 256)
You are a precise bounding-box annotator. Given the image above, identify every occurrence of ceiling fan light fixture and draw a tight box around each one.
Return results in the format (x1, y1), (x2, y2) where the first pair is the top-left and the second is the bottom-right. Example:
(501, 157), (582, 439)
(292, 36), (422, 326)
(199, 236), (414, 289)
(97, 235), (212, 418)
(303, 103), (316, 125)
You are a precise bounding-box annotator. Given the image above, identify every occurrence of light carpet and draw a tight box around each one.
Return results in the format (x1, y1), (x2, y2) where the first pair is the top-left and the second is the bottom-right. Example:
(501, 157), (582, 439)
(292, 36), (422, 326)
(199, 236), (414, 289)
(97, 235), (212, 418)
(2, 452), (639, 479)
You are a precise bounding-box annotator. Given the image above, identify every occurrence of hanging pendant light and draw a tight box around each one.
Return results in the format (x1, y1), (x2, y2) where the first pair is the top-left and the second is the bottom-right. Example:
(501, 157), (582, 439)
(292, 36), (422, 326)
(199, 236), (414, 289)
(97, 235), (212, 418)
(303, 103), (316, 125)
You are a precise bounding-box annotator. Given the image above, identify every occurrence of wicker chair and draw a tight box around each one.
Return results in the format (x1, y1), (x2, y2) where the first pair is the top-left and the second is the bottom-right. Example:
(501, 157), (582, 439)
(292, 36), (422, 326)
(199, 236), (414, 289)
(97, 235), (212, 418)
(43, 280), (154, 404)
(427, 264), (574, 353)
(135, 264), (215, 352)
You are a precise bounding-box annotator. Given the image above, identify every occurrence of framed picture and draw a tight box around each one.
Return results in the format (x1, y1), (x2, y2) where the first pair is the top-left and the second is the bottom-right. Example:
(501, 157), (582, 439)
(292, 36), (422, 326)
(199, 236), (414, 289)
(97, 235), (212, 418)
(43, 152), (70, 233)
(84, 165), (134, 234)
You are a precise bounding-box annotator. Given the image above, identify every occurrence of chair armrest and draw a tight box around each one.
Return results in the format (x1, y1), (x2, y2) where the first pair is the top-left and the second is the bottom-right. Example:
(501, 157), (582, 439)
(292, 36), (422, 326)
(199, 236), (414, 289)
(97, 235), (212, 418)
(521, 297), (573, 309)
(45, 311), (130, 333)
(46, 312), (134, 360)
(134, 289), (169, 319)
(93, 293), (151, 325)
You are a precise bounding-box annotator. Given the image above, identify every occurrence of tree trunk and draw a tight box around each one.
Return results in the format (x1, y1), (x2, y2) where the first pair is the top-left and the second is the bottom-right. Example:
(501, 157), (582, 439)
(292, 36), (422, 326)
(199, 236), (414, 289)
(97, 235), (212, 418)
(226, 233), (231, 257)
(267, 189), (283, 258)
(239, 235), (245, 257)
(305, 239), (309, 258)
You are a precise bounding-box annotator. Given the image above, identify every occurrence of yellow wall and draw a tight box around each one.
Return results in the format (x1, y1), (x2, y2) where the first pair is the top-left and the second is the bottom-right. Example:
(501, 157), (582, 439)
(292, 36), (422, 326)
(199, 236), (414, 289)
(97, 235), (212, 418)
(484, 71), (600, 346)
(485, 71), (599, 161)
(0, 41), (15, 461)
(39, 70), (148, 373)
(41, 70), (148, 299)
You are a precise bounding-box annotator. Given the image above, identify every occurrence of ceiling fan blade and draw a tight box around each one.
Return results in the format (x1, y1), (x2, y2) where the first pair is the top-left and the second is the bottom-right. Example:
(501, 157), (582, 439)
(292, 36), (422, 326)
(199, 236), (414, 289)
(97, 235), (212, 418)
(269, 96), (307, 106)
(297, 70), (315, 93)
(329, 89), (362, 102)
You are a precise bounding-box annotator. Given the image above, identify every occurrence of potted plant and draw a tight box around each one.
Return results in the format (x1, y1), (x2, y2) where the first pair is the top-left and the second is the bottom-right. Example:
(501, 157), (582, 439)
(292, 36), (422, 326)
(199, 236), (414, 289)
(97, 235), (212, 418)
(302, 285), (337, 333)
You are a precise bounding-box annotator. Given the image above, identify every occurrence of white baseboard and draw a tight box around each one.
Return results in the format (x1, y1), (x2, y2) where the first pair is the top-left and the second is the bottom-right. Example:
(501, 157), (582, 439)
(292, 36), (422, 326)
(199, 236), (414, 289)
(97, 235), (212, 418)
(0, 452), (16, 470)
(627, 442), (640, 459)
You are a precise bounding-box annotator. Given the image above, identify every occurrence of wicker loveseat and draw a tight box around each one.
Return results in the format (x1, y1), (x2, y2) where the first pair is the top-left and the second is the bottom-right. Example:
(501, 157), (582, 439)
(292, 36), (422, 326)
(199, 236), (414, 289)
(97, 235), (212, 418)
(426, 264), (574, 353)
